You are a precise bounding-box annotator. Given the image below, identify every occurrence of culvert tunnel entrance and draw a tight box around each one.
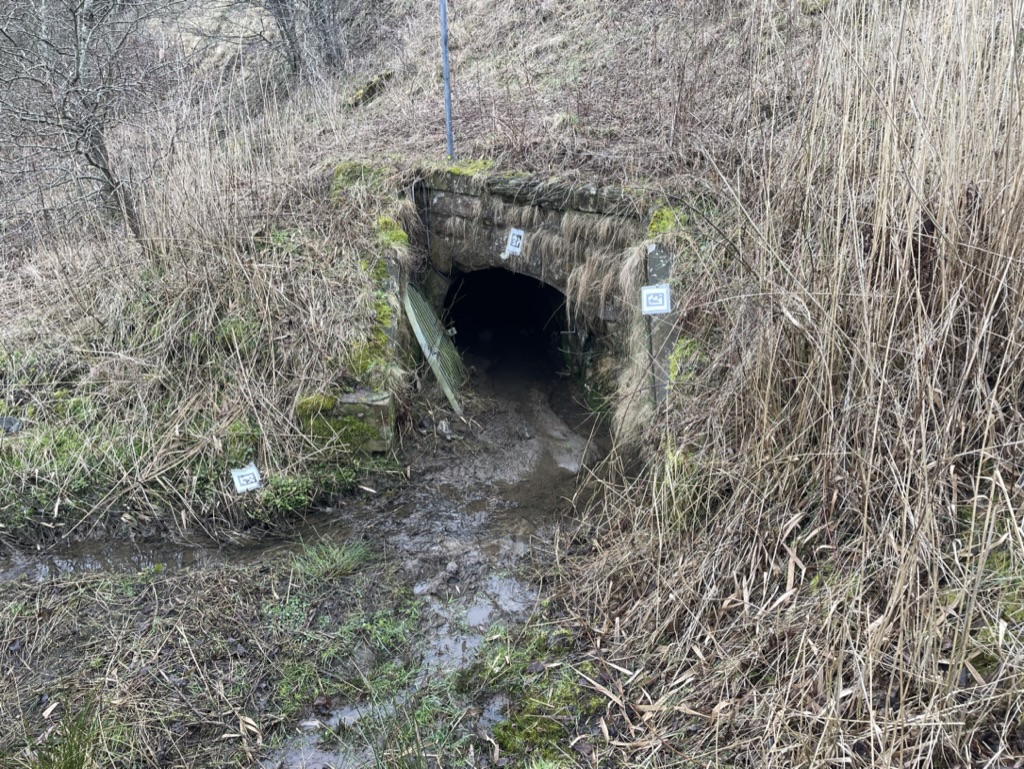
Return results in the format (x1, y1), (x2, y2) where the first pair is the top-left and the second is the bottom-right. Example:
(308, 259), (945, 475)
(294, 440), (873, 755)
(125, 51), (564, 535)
(443, 269), (569, 381)
(437, 267), (609, 466)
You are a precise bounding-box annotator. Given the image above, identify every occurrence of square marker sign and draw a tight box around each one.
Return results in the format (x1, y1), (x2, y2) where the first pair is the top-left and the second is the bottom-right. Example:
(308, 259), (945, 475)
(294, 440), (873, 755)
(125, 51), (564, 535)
(231, 462), (263, 493)
(641, 284), (671, 315)
(504, 228), (525, 259)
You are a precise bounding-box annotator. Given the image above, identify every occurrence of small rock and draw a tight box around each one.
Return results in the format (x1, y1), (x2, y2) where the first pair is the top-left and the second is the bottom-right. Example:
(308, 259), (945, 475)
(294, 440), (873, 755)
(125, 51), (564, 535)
(573, 740), (594, 757)
(0, 417), (23, 434)
(312, 694), (332, 715)
(445, 560), (459, 576)
(438, 418), (453, 440)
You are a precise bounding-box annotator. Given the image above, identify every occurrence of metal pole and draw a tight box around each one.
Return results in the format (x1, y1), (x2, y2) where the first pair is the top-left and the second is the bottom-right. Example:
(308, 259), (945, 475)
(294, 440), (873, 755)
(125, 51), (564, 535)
(439, 0), (455, 161)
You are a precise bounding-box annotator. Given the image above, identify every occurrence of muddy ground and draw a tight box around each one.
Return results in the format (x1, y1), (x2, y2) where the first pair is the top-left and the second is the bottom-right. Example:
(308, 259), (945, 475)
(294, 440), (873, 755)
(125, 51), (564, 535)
(0, 348), (611, 768)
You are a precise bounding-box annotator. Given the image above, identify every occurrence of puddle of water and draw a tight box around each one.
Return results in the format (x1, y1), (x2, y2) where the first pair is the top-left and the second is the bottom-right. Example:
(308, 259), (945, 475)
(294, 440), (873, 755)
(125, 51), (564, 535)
(0, 542), (213, 582)
(466, 602), (492, 627)
(259, 737), (370, 769)
(480, 694), (509, 729)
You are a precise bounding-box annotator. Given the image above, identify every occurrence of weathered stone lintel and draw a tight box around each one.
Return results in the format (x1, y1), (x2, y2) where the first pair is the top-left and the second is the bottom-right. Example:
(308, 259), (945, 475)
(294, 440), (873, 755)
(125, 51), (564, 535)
(427, 217), (572, 292)
(418, 169), (646, 218)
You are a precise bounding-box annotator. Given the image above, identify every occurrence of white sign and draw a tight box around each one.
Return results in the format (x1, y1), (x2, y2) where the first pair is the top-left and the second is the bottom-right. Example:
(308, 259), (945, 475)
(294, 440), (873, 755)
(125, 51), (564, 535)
(231, 462), (263, 493)
(641, 284), (671, 315)
(504, 228), (525, 260)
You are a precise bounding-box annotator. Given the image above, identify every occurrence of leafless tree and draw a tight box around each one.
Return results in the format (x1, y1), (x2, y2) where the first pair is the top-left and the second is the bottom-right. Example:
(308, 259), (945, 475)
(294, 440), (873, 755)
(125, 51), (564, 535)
(0, 0), (188, 240)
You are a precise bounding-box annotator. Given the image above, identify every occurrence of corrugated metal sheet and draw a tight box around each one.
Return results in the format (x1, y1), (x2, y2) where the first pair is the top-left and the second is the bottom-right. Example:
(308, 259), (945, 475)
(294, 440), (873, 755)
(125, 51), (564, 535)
(403, 284), (465, 416)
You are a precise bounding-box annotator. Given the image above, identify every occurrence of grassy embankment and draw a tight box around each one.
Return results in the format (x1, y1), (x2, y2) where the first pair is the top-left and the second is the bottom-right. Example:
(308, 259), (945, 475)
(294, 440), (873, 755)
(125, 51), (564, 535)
(0, 127), (417, 541)
(4, 0), (1024, 767)
(564, 2), (1024, 767)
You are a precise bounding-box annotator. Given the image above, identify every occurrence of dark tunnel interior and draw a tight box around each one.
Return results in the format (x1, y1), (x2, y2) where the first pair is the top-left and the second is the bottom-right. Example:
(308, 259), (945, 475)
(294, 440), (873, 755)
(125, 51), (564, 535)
(443, 269), (568, 375)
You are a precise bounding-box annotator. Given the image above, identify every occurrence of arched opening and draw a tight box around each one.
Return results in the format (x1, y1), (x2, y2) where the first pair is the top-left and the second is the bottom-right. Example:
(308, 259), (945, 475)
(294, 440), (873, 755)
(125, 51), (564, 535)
(443, 269), (568, 380)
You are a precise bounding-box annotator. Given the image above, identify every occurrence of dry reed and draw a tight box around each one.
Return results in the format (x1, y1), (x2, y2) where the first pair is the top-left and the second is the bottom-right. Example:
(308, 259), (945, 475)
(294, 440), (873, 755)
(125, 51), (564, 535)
(563, 2), (1024, 767)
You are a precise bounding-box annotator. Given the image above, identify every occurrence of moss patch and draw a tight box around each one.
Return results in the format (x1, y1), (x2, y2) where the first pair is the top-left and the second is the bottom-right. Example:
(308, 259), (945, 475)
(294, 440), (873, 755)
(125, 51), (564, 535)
(214, 314), (260, 355)
(344, 72), (393, 108)
(668, 336), (706, 386)
(259, 473), (315, 516)
(346, 272), (395, 389)
(294, 393), (386, 452)
(224, 418), (260, 466)
(448, 158), (495, 176)
(648, 205), (689, 237)
(457, 626), (603, 763)
(374, 216), (409, 248)
(295, 393), (338, 421)
(296, 394), (376, 444)
(331, 161), (388, 197)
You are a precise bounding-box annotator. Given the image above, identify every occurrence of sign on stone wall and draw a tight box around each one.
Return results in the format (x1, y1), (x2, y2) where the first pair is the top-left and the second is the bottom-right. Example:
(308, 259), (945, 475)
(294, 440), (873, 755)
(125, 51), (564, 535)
(641, 284), (671, 315)
(503, 228), (525, 260)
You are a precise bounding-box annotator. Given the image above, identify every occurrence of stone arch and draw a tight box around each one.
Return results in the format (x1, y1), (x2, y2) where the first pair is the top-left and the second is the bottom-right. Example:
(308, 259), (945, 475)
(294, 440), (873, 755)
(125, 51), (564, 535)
(403, 168), (680, 406)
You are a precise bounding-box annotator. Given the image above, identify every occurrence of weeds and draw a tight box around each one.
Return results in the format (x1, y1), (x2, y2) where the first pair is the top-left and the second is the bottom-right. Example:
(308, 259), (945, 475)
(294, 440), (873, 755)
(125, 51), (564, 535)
(293, 540), (370, 581)
(4, 0), (1022, 766)
(0, 136), (410, 538)
(0, 545), (414, 766)
(18, 701), (100, 769)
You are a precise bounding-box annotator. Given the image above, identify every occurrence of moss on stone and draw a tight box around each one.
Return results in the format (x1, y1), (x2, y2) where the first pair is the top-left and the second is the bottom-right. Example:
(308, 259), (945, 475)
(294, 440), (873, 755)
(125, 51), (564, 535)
(295, 393), (338, 420)
(346, 283), (394, 385)
(374, 216), (409, 248)
(668, 336), (705, 386)
(448, 158), (494, 176)
(648, 205), (689, 237)
(295, 394), (380, 448)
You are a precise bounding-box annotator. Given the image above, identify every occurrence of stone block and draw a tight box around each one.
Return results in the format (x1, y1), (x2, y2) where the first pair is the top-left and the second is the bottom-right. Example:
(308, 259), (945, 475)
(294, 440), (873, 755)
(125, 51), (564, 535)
(295, 390), (394, 454)
(428, 191), (482, 219)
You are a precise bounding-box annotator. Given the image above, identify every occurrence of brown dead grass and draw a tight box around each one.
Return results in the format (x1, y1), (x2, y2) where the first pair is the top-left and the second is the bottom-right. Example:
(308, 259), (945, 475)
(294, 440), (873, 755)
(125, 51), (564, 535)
(562, 1), (1024, 767)
(0, 92), (413, 538)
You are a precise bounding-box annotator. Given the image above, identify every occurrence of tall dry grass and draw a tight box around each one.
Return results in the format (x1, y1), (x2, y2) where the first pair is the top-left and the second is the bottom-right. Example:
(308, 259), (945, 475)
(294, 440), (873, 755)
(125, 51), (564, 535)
(566, 2), (1024, 767)
(0, 79), (414, 539)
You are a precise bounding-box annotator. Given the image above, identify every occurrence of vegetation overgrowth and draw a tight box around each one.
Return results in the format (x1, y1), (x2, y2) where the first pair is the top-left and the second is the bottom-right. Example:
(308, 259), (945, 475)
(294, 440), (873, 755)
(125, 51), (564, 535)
(564, 2), (1024, 767)
(2, 0), (1023, 766)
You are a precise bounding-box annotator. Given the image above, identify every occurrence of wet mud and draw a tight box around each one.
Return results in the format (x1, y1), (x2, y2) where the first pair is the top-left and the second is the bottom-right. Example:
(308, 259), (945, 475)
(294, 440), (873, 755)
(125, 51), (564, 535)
(0, 341), (608, 768)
